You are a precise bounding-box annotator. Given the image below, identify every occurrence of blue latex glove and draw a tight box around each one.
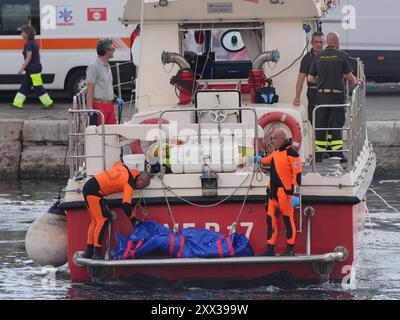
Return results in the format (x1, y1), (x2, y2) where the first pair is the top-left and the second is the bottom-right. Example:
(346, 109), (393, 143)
(115, 98), (124, 106)
(291, 195), (300, 209)
(253, 155), (262, 164)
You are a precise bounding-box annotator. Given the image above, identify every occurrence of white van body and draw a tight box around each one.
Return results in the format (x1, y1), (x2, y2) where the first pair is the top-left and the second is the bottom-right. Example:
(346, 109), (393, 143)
(0, 0), (134, 95)
(322, 0), (400, 82)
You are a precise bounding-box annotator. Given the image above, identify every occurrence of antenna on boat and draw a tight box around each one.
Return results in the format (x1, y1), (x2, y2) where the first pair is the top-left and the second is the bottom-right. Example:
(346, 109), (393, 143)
(133, 0), (146, 117)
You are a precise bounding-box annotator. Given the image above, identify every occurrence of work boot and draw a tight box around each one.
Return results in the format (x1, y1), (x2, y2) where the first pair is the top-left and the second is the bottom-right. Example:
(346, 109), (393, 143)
(81, 244), (94, 259)
(282, 244), (295, 256)
(42, 102), (55, 110)
(92, 247), (103, 260)
(264, 244), (275, 256)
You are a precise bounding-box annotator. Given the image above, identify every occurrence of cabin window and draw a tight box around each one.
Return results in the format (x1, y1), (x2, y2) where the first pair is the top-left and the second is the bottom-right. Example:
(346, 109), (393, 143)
(0, 0), (40, 35)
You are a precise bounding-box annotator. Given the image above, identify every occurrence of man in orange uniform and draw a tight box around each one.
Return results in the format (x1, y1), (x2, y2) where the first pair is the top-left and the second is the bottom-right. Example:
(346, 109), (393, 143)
(81, 161), (151, 260)
(254, 128), (302, 256)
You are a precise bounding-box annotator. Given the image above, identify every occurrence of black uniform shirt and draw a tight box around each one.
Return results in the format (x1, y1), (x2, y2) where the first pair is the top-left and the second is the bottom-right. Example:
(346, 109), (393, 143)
(299, 49), (317, 87)
(23, 40), (40, 67)
(309, 47), (352, 91)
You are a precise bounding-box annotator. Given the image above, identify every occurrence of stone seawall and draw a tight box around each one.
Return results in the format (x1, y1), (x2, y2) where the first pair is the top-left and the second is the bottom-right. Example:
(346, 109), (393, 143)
(0, 119), (399, 180)
(0, 120), (69, 180)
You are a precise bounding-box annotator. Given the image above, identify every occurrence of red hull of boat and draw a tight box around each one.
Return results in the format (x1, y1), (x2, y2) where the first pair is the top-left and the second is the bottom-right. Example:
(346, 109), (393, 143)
(67, 201), (366, 283)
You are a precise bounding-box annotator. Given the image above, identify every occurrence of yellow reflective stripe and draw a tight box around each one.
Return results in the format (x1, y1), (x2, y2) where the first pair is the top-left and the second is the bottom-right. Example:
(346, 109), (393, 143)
(315, 140), (327, 146)
(12, 93), (26, 108)
(330, 140), (343, 145)
(30, 73), (43, 86)
(327, 134), (333, 139)
(39, 94), (53, 107)
(331, 145), (343, 151)
(315, 140), (328, 151)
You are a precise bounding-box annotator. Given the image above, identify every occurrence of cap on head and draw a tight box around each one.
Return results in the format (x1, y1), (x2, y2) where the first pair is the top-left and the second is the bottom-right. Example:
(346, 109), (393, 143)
(96, 38), (113, 56)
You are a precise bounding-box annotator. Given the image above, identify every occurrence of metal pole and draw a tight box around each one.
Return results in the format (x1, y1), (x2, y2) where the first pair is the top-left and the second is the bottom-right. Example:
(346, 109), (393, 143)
(100, 113), (106, 171)
(312, 107), (317, 173)
(105, 221), (112, 260)
(116, 63), (123, 124)
(312, 104), (351, 173)
(69, 97), (76, 178)
(133, 0), (145, 117)
(306, 214), (311, 256)
(298, 194), (303, 233)
(68, 109), (106, 172)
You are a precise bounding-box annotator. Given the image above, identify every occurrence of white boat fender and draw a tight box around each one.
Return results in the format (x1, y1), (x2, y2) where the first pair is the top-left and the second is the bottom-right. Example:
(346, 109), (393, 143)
(25, 212), (68, 267)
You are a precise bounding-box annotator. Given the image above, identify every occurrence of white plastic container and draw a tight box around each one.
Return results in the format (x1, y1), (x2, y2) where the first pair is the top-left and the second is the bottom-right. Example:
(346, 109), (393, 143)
(203, 141), (240, 172)
(170, 142), (240, 173)
(170, 143), (203, 173)
(123, 154), (146, 172)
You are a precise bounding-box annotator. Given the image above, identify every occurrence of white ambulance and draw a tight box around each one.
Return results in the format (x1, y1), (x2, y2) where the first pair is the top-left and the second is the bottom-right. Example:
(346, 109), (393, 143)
(0, 0), (134, 96)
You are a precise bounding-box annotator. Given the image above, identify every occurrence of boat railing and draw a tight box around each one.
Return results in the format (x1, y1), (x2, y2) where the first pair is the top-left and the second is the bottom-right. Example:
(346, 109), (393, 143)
(68, 88), (106, 178)
(156, 106), (260, 170)
(311, 59), (367, 173)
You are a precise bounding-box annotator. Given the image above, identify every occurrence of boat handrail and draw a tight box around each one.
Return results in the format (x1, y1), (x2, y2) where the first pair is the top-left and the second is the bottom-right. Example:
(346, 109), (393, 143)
(68, 92), (107, 178)
(73, 248), (348, 268)
(156, 106), (260, 170)
(311, 59), (367, 174)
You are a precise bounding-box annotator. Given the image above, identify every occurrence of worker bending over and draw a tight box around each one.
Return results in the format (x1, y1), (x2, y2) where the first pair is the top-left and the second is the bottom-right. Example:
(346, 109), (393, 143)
(254, 128), (302, 256)
(82, 161), (151, 260)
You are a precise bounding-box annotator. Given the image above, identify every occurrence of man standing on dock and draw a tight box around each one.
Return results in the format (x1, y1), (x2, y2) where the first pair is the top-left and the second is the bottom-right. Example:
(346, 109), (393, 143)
(254, 128), (302, 257)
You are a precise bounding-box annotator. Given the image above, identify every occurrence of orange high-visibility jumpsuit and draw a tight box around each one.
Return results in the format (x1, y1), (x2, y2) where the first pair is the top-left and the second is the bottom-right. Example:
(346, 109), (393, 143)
(261, 141), (302, 246)
(82, 161), (140, 248)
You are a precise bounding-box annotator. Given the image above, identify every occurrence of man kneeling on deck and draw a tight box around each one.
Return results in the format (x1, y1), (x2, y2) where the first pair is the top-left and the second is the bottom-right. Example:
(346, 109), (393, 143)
(254, 128), (302, 256)
(81, 161), (151, 260)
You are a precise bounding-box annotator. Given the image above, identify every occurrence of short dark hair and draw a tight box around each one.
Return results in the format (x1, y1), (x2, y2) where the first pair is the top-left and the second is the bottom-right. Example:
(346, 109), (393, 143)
(96, 38), (113, 56)
(21, 25), (36, 40)
(311, 32), (324, 41)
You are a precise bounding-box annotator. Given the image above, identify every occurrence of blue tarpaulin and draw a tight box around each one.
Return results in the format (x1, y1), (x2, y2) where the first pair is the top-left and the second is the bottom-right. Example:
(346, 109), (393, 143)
(112, 221), (254, 260)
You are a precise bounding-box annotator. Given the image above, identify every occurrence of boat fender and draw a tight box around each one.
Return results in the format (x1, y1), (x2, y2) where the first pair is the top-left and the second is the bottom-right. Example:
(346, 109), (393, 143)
(25, 212), (67, 267)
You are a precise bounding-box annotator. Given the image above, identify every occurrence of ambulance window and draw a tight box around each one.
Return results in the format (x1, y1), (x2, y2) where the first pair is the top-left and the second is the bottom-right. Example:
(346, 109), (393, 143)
(0, 1), (40, 35)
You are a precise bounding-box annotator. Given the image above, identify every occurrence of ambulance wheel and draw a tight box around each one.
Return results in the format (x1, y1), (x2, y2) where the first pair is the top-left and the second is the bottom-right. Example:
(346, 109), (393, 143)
(66, 69), (87, 97)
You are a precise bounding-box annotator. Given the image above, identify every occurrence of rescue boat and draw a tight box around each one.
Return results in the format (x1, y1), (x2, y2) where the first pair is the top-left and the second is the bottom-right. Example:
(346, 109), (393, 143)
(28, 0), (376, 284)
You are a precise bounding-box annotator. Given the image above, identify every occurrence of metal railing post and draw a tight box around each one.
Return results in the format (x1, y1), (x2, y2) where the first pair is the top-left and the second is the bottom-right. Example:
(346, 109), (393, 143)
(67, 109), (106, 177)
(312, 104), (350, 173)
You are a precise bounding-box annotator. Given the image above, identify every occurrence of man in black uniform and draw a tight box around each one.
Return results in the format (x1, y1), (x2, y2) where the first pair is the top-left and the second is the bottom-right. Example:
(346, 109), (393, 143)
(293, 32), (324, 124)
(308, 32), (363, 162)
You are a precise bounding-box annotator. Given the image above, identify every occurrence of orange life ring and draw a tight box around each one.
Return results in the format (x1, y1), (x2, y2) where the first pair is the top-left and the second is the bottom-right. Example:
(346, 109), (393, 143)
(130, 118), (183, 154)
(258, 112), (302, 151)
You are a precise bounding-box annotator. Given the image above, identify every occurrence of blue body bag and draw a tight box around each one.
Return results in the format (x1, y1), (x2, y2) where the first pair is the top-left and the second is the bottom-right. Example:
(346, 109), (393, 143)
(112, 221), (254, 260)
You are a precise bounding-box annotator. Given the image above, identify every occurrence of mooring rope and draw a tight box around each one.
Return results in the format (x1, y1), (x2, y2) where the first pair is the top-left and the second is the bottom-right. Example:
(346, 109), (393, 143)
(368, 187), (400, 214)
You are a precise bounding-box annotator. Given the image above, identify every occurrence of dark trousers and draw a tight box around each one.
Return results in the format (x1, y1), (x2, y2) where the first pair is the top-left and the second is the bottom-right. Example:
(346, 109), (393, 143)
(18, 63), (46, 97)
(315, 93), (346, 157)
(306, 88), (318, 125)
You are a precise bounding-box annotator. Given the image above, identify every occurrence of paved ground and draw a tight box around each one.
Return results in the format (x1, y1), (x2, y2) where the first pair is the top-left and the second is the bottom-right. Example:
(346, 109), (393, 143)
(0, 83), (399, 121)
